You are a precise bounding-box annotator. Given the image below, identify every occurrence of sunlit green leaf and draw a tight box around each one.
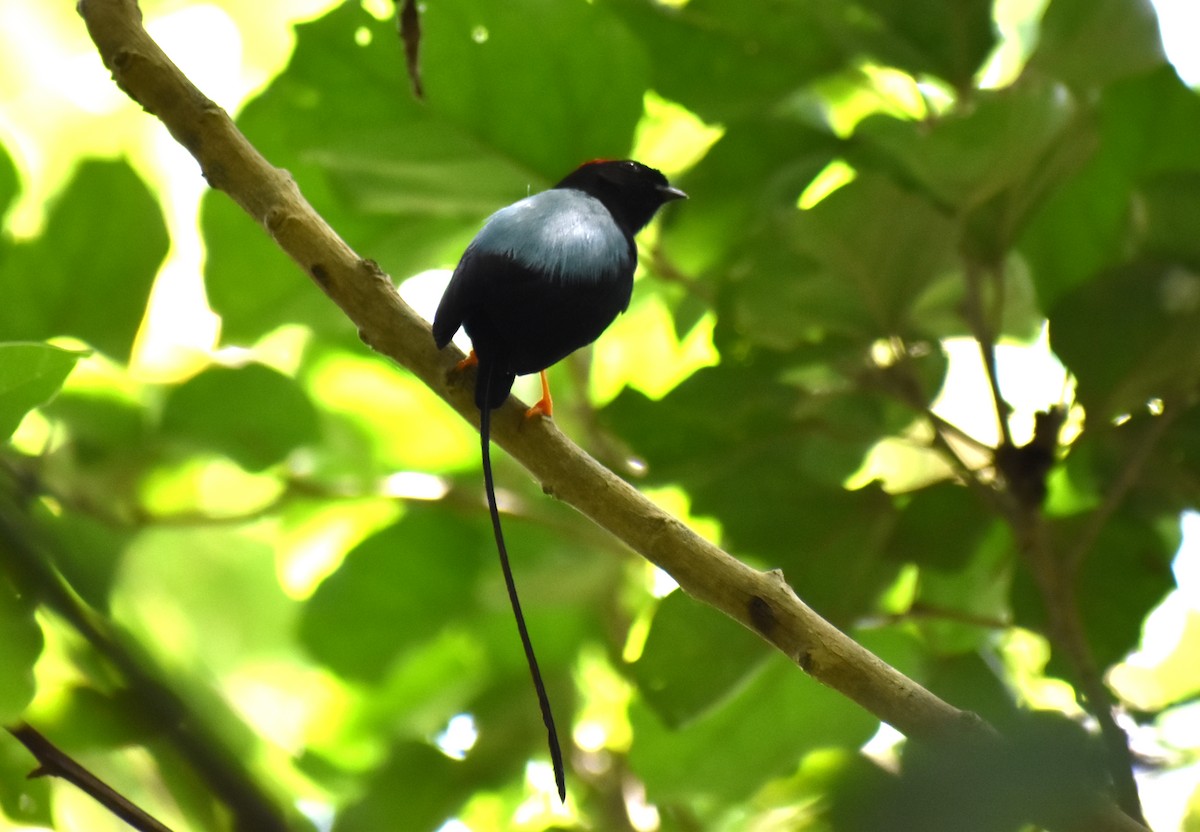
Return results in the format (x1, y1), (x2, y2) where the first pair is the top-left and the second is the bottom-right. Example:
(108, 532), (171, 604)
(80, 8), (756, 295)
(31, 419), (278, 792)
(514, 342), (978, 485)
(112, 527), (296, 672)
(1030, 0), (1165, 89)
(0, 731), (51, 827)
(160, 363), (319, 471)
(0, 139), (17, 227)
(0, 342), (82, 441)
(856, 81), (1075, 211)
(0, 160), (166, 360)
(854, 0), (996, 90)
(333, 741), (464, 832)
(301, 506), (489, 683)
(604, 364), (900, 622)
(631, 591), (770, 728)
(0, 577), (41, 722)
(206, 0), (648, 341)
(630, 654), (876, 802)
(606, 0), (846, 122)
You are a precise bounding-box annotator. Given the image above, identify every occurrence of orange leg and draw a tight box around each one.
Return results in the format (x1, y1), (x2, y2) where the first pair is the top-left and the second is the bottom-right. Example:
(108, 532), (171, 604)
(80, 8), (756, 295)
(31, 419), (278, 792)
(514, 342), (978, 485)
(455, 350), (478, 372)
(524, 370), (553, 419)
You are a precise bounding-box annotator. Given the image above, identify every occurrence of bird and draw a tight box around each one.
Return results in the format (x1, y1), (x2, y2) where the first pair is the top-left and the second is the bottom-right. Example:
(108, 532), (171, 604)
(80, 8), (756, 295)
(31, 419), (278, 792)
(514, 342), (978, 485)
(432, 159), (686, 801)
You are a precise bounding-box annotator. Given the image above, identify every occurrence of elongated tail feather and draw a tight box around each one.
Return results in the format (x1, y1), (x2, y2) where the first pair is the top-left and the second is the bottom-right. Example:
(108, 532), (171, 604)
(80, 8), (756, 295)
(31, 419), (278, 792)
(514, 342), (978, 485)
(479, 367), (566, 801)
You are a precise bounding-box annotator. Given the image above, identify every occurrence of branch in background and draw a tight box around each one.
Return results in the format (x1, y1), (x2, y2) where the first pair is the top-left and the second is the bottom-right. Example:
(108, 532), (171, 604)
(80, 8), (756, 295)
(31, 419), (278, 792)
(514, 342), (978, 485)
(1021, 520), (1147, 826)
(1015, 403), (1182, 828)
(76, 2), (1150, 830)
(0, 479), (294, 832)
(7, 723), (174, 832)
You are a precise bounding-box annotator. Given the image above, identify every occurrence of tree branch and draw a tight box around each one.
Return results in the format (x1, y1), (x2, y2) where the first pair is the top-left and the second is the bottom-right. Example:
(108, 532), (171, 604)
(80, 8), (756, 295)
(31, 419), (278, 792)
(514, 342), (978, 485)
(7, 723), (174, 832)
(0, 479), (295, 832)
(76, 2), (1150, 830)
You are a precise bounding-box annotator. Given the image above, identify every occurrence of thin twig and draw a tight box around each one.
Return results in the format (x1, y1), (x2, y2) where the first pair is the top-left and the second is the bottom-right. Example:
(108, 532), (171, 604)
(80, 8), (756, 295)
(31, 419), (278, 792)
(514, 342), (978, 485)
(1022, 521), (1147, 825)
(963, 260), (1013, 448)
(0, 481), (293, 831)
(7, 723), (174, 832)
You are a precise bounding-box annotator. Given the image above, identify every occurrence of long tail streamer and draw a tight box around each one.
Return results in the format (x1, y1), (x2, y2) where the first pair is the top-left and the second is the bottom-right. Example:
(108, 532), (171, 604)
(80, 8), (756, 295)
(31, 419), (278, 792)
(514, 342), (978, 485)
(479, 367), (566, 801)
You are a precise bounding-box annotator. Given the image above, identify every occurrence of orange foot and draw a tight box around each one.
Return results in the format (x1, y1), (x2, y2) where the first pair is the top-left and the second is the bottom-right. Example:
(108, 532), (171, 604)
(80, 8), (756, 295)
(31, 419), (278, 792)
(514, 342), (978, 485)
(455, 350), (478, 372)
(524, 370), (554, 419)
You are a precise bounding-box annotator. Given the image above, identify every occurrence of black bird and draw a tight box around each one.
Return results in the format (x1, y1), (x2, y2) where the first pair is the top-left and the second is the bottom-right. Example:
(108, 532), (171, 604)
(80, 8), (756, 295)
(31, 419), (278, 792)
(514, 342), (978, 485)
(432, 160), (686, 800)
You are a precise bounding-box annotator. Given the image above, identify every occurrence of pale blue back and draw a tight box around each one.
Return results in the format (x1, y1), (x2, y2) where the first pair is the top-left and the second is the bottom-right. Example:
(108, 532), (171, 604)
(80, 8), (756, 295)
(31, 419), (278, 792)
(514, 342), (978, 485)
(469, 189), (632, 283)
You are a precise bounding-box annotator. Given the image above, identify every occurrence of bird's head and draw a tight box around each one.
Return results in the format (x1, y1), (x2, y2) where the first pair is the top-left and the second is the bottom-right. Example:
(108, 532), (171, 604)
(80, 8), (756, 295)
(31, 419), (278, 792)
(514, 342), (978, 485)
(555, 159), (687, 233)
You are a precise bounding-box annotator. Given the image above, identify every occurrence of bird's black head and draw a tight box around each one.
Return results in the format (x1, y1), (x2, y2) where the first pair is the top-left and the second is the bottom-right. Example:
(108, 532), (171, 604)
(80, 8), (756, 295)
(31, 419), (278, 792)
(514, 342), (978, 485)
(554, 160), (687, 235)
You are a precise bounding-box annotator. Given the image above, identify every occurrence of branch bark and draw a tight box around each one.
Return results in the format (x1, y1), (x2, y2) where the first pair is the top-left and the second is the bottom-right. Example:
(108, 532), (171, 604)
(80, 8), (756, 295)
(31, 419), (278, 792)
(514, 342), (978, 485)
(8, 723), (174, 832)
(77, 2), (1151, 830)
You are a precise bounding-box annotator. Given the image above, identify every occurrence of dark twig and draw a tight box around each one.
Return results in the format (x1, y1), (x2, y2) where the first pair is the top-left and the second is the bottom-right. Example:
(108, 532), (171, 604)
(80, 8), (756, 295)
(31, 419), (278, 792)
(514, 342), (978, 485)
(395, 0), (424, 100)
(7, 723), (174, 832)
(963, 261), (1013, 448)
(1023, 521), (1147, 825)
(0, 478), (293, 831)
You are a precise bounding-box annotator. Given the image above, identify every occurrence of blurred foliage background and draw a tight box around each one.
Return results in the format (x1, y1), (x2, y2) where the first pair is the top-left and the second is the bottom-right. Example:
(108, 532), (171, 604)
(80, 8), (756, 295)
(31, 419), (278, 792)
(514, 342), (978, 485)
(2, 0), (1200, 830)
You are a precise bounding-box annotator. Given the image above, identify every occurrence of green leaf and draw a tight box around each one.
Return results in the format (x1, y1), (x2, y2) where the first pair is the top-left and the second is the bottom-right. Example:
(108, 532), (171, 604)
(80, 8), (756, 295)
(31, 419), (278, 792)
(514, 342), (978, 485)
(112, 527), (297, 676)
(1019, 68), (1200, 307)
(603, 364), (901, 622)
(0, 160), (167, 360)
(1101, 69), (1200, 179)
(629, 654), (876, 803)
(0, 139), (18, 227)
(1138, 172), (1200, 266)
(32, 502), (130, 611)
(889, 483), (992, 571)
(42, 389), (150, 467)
(788, 173), (959, 337)
(606, 0), (846, 122)
(878, 709), (1102, 832)
(1029, 0), (1165, 90)
(923, 652), (1020, 727)
(206, 0), (648, 341)
(0, 342), (82, 441)
(0, 732), (51, 827)
(333, 741), (463, 832)
(1050, 262), (1200, 420)
(159, 363), (319, 471)
(663, 116), (841, 276)
(856, 81), (1075, 211)
(630, 591), (770, 728)
(301, 506), (489, 683)
(719, 172), (959, 349)
(0, 578), (42, 722)
(1013, 512), (1176, 672)
(854, 0), (996, 90)
(201, 194), (344, 346)
(421, 0), (648, 171)
(911, 523), (1013, 656)
(1072, 515), (1177, 670)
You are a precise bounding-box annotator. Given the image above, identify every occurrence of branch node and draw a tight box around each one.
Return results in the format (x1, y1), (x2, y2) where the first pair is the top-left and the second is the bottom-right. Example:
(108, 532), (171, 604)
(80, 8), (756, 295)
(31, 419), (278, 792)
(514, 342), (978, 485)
(747, 594), (777, 638)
